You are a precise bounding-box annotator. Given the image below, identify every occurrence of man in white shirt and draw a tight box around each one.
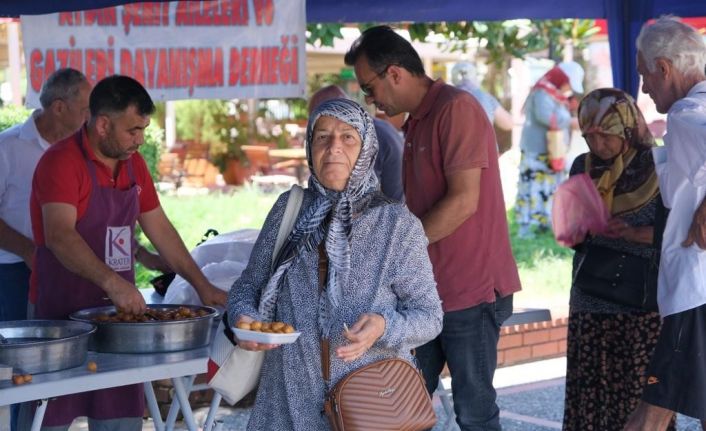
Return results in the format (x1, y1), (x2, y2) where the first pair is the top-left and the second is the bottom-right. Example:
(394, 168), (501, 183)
(0, 68), (90, 321)
(625, 16), (706, 430)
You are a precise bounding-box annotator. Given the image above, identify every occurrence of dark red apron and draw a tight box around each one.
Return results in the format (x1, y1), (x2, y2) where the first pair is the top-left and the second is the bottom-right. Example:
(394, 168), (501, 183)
(34, 136), (144, 426)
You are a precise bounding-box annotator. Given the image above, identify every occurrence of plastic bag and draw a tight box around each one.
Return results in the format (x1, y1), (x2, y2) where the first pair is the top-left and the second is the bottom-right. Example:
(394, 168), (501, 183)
(164, 260), (247, 305)
(162, 229), (259, 306)
(552, 173), (610, 247)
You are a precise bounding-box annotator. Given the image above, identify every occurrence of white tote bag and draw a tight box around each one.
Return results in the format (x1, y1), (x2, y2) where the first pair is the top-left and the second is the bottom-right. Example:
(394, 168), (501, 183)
(207, 185), (303, 405)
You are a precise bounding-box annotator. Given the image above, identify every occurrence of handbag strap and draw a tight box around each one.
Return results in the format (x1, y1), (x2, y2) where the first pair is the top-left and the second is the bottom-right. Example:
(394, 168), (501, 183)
(271, 184), (304, 273)
(318, 243), (331, 384)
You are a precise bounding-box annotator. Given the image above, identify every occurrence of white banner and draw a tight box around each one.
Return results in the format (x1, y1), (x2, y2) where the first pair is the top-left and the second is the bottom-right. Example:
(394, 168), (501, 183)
(21, 0), (306, 107)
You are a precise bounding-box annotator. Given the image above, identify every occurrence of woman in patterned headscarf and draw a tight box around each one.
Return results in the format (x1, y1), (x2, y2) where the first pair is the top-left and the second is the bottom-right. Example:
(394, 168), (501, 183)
(562, 88), (674, 430)
(227, 98), (442, 430)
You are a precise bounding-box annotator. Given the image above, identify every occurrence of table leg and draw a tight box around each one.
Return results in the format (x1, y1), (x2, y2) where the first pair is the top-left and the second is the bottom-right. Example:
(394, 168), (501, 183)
(171, 376), (198, 431)
(202, 392), (222, 431)
(143, 382), (165, 431)
(30, 400), (48, 431)
(165, 375), (195, 430)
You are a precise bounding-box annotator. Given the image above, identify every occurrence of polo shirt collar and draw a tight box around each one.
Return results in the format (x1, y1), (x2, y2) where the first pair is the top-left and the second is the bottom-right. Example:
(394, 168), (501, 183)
(19, 109), (50, 150)
(409, 78), (445, 121)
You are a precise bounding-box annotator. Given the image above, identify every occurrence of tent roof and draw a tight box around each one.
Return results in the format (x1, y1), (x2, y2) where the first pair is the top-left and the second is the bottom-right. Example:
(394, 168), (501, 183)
(2, 0), (706, 96)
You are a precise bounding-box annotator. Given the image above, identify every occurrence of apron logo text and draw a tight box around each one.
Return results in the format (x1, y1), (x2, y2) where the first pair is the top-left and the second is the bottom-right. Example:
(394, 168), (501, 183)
(105, 226), (132, 272)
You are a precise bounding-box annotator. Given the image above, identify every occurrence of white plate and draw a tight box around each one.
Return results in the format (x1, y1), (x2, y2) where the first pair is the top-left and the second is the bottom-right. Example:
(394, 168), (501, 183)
(233, 328), (301, 344)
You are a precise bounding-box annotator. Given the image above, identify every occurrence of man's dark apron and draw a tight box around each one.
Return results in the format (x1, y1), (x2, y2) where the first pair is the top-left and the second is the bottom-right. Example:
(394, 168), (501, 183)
(34, 136), (144, 426)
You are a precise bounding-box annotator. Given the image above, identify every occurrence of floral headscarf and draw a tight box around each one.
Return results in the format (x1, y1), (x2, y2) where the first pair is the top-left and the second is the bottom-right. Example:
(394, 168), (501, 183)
(258, 98), (380, 337)
(578, 88), (654, 149)
(577, 88), (657, 215)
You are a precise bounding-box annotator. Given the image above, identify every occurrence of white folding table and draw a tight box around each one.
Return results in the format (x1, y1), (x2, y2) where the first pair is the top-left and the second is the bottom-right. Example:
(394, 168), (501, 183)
(0, 346), (208, 431)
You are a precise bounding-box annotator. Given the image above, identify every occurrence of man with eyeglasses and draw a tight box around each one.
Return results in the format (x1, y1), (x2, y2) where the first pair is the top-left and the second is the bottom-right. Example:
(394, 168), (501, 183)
(345, 26), (521, 431)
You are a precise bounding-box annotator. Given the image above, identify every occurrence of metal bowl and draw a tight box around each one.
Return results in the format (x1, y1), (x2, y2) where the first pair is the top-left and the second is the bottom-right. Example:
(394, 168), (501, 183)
(0, 320), (96, 374)
(69, 304), (217, 353)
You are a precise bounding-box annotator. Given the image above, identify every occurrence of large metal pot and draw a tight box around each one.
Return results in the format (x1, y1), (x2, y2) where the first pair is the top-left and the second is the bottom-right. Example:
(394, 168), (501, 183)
(69, 305), (217, 353)
(0, 320), (96, 374)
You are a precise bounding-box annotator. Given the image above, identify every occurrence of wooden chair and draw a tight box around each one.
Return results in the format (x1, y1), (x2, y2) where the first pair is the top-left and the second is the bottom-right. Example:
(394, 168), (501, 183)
(157, 153), (184, 188)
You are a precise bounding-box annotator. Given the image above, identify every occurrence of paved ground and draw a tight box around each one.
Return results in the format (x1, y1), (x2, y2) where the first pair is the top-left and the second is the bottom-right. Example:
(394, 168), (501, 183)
(68, 356), (702, 430)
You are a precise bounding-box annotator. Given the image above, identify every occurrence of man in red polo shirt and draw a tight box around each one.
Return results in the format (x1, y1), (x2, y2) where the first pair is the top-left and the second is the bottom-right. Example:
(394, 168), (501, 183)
(26, 75), (226, 430)
(346, 27), (521, 430)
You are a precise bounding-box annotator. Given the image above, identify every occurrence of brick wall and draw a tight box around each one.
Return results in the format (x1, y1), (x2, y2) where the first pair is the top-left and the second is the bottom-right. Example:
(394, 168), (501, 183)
(151, 317), (570, 415)
(497, 317), (568, 367)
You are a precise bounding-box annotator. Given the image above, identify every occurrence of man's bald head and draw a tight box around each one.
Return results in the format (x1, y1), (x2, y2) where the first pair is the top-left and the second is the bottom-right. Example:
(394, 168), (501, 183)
(308, 85), (349, 114)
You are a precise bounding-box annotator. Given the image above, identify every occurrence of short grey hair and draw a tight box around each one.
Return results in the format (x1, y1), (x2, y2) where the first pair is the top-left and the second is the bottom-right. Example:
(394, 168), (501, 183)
(637, 15), (706, 78)
(38, 68), (88, 109)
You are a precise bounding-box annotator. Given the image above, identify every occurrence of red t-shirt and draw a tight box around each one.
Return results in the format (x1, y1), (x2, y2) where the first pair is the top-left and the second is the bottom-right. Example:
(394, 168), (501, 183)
(29, 127), (160, 302)
(402, 80), (521, 312)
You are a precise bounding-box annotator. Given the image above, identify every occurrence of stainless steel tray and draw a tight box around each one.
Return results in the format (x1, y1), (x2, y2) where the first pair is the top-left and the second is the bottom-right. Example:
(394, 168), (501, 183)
(0, 320), (96, 374)
(69, 304), (217, 353)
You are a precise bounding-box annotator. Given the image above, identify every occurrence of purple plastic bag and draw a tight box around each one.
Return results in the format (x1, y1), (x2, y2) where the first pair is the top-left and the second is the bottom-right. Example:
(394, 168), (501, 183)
(552, 173), (610, 247)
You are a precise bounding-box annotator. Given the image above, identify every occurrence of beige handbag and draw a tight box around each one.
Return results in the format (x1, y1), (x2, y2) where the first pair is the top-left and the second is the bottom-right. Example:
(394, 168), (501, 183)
(206, 185), (303, 405)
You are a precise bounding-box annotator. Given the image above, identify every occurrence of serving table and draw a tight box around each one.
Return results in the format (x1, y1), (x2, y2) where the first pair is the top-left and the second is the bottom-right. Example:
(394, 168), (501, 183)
(0, 347), (207, 431)
(0, 289), (216, 431)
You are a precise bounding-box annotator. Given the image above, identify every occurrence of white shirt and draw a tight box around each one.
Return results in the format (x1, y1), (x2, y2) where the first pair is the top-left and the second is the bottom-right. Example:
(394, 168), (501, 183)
(653, 80), (706, 316)
(0, 110), (49, 264)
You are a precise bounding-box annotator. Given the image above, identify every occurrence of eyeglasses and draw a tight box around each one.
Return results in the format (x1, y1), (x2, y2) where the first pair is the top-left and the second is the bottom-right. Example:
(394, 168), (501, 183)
(360, 66), (390, 97)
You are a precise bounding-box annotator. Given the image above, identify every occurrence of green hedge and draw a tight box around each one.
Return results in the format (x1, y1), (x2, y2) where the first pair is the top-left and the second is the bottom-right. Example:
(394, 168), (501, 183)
(0, 105), (31, 132)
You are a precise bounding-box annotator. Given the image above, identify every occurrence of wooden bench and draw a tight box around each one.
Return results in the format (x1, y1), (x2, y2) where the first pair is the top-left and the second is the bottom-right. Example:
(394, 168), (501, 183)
(181, 157), (219, 188)
(242, 145), (303, 177)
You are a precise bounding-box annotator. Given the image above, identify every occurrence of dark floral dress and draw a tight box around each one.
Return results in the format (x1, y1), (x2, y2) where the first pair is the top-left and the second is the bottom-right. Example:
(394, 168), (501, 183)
(562, 151), (674, 431)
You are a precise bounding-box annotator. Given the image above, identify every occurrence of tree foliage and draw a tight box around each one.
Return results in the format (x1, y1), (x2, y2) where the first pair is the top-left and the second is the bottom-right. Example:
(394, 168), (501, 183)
(307, 19), (598, 100)
(309, 19), (598, 69)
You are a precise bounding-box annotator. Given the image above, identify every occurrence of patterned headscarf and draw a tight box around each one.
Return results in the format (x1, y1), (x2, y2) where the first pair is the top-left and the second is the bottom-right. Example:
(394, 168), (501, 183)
(578, 88), (654, 149)
(577, 88), (657, 215)
(258, 98), (379, 337)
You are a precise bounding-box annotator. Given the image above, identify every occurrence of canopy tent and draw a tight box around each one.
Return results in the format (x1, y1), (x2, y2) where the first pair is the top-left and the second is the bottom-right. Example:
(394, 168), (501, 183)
(2, 0), (706, 96)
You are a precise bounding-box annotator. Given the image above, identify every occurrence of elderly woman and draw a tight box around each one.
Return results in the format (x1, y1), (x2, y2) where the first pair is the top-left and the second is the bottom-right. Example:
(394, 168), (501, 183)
(562, 88), (673, 430)
(227, 98), (443, 430)
(516, 62), (584, 238)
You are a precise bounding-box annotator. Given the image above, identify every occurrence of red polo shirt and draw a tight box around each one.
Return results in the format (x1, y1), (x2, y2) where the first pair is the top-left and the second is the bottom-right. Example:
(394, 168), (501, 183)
(402, 80), (521, 312)
(29, 127), (160, 302)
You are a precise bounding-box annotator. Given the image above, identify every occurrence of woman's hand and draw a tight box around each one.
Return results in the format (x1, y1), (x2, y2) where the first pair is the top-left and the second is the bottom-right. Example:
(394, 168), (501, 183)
(335, 313), (386, 363)
(234, 315), (280, 352)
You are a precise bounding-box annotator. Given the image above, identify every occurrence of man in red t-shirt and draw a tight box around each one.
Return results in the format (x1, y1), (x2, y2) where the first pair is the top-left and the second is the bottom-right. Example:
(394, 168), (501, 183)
(27, 75), (226, 430)
(346, 27), (521, 430)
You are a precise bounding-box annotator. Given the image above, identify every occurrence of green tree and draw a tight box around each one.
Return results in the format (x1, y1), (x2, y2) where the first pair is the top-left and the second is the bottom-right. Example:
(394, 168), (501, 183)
(309, 19), (598, 99)
(138, 122), (165, 183)
(174, 100), (229, 147)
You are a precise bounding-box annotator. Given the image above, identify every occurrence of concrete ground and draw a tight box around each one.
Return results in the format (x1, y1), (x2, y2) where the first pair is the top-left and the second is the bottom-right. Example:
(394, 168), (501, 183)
(68, 356), (702, 430)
